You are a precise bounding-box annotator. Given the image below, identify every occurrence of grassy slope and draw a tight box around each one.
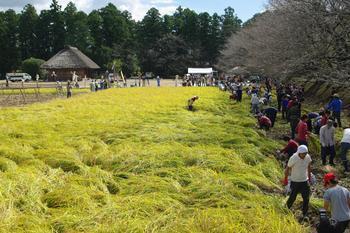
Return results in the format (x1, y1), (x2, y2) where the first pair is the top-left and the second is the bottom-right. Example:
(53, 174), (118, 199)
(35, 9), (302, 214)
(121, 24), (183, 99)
(0, 87), (306, 233)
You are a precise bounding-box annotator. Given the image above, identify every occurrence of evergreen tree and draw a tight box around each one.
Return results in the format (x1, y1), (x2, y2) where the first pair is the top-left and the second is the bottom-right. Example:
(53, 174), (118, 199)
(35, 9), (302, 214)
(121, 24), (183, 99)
(198, 12), (212, 65)
(138, 8), (164, 72)
(64, 2), (91, 52)
(0, 10), (20, 75)
(36, 0), (66, 59)
(180, 8), (199, 45)
(36, 10), (52, 59)
(209, 13), (224, 64)
(19, 4), (38, 60)
(49, 0), (66, 54)
(99, 3), (131, 47)
(163, 15), (174, 34)
(138, 8), (164, 49)
(149, 34), (195, 76)
(221, 7), (242, 39)
(87, 10), (104, 48)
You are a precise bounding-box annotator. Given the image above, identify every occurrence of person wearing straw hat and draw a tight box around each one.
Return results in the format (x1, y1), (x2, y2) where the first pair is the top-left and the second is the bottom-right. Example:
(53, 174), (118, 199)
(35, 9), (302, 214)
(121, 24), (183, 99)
(323, 173), (350, 233)
(284, 145), (312, 219)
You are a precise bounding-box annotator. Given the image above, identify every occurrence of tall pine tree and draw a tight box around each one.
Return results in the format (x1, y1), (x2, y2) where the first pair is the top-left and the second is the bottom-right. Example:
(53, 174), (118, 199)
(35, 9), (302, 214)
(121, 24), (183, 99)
(19, 4), (38, 60)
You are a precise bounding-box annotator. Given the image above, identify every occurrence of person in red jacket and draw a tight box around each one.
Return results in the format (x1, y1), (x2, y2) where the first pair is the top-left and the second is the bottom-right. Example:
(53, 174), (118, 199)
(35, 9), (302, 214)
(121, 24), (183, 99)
(257, 114), (272, 131)
(287, 96), (297, 110)
(320, 110), (331, 127)
(280, 136), (299, 159)
(296, 114), (309, 146)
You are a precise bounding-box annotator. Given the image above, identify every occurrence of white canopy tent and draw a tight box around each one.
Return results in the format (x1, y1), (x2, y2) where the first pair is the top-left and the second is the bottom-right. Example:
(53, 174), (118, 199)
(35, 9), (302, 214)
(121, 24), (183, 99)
(188, 68), (213, 75)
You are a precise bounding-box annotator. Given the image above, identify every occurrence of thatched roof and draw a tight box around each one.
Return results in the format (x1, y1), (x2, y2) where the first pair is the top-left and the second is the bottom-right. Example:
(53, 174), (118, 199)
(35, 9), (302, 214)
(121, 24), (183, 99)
(41, 46), (100, 70)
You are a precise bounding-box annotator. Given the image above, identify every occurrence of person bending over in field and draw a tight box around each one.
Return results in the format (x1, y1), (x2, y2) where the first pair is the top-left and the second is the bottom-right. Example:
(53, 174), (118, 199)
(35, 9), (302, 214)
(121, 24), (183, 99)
(188, 96), (199, 111)
(262, 106), (278, 128)
(278, 136), (299, 161)
(257, 113), (272, 131)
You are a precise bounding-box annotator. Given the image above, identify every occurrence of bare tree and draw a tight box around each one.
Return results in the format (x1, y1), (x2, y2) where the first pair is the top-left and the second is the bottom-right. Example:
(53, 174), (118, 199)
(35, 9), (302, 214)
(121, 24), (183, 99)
(218, 0), (350, 81)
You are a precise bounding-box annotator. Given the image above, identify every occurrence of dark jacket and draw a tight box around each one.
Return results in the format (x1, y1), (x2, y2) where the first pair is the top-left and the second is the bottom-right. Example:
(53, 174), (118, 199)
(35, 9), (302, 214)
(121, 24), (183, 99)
(288, 105), (301, 121)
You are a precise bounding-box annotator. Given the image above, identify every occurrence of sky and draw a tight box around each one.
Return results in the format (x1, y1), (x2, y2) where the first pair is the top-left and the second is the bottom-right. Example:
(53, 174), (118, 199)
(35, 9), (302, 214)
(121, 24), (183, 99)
(0, 0), (267, 22)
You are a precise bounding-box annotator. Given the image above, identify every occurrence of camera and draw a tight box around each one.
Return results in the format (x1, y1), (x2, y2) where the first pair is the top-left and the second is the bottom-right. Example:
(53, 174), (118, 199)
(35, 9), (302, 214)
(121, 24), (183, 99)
(316, 209), (336, 233)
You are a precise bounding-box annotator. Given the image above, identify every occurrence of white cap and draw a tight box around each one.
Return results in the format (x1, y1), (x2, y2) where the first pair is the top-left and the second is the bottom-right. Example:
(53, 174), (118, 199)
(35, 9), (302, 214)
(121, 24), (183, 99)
(297, 145), (308, 154)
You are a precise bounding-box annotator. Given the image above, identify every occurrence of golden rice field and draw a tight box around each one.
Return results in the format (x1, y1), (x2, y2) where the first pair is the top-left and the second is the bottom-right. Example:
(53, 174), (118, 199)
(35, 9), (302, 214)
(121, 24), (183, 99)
(0, 87), (307, 233)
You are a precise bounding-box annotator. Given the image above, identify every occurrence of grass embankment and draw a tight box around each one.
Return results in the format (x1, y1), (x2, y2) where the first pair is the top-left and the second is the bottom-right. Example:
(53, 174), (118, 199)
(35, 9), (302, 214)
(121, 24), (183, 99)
(0, 87), (306, 232)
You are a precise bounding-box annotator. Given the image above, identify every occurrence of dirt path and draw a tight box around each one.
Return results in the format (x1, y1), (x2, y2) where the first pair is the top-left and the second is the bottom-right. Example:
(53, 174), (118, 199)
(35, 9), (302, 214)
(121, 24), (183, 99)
(262, 100), (350, 233)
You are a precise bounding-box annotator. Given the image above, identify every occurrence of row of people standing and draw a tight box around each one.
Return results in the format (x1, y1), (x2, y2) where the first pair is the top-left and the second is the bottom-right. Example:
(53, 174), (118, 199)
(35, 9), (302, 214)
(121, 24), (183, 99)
(89, 79), (110, 92)
(182, 74), (215, 87)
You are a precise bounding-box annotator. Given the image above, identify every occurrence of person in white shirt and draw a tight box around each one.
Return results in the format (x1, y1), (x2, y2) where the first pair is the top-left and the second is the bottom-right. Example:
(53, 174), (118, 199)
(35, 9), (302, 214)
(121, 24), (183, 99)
(320, 120), (336, 166)
(251, 94), (260, 114)
(340, 126), (350, 172)
(284, 145), (312, 218)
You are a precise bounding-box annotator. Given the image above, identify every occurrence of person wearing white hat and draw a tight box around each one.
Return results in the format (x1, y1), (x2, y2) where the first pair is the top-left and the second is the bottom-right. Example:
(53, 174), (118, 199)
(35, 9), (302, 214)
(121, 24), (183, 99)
(284, 145), (312, 218)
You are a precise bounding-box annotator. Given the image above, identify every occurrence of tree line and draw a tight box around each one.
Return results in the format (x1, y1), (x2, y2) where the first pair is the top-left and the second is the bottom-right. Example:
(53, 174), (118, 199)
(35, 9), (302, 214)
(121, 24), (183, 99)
(0, 0), (242, 78)
(218, 0), (350, 82)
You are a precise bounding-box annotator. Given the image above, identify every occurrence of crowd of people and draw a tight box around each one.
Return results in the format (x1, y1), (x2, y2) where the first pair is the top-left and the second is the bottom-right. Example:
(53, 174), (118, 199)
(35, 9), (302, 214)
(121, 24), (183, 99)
(182, 74), (216, 87)
(219, 77), (350, 233)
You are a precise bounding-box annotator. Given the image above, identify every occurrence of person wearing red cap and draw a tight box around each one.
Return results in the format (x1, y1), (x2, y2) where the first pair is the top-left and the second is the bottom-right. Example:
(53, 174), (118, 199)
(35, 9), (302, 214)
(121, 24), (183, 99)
(323, 173), (350, 233)
(284, 145), (312, 219)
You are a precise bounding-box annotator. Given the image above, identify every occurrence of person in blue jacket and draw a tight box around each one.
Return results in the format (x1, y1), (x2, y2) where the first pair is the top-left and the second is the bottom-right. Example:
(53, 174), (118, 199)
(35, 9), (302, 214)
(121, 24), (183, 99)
(327, 94), (342, 128)
(282, 95), (290, 121)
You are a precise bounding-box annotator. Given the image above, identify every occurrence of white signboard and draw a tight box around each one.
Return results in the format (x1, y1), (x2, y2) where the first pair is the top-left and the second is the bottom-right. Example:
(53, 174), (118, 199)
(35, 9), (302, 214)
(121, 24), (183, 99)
(188, 68), (213, 74)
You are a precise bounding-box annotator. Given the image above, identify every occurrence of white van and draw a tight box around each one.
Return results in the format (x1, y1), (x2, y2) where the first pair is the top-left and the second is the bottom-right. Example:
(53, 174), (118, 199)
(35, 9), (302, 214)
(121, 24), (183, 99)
(6, 73), (32, 82)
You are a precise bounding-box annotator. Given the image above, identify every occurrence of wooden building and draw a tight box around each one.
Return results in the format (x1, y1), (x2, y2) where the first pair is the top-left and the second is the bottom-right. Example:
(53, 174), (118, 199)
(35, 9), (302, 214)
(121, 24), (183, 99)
(41, 46), (100, 81)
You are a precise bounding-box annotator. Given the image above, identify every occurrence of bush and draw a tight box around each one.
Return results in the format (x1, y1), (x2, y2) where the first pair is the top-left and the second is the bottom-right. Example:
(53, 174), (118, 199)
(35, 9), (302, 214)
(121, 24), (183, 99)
(21, 57), (45, 79)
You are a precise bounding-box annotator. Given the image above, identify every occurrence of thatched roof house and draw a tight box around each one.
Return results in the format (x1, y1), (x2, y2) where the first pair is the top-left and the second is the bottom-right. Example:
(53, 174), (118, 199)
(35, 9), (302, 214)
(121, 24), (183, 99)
(41, 46), (100, 81)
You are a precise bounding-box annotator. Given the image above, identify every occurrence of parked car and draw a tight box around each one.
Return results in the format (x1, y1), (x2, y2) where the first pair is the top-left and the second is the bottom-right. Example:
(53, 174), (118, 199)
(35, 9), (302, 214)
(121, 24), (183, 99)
(6, 73), (32, 82)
